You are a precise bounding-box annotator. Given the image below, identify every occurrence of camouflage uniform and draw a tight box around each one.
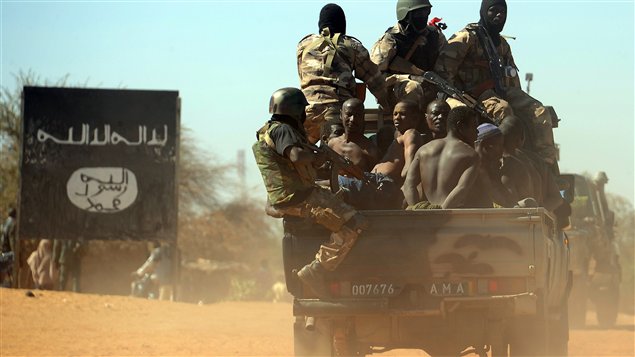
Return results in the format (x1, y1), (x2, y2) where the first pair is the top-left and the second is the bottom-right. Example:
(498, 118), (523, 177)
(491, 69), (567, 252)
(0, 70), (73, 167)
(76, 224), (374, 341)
(434, 23), (558, 166)
(371, 24), (446, 110)
(252, 120), (360, 271)
(297, 29), (387, 144)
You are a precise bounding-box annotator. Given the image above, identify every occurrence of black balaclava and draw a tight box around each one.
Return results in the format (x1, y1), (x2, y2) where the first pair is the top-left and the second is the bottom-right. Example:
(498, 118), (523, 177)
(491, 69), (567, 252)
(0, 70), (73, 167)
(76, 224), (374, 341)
(479, 0), (506, 45)
(318, 3), (346, 35)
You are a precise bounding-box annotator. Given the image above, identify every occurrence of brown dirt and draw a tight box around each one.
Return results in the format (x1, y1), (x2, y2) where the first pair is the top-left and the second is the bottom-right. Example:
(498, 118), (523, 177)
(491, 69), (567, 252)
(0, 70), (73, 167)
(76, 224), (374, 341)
(1, 288), (633, 356)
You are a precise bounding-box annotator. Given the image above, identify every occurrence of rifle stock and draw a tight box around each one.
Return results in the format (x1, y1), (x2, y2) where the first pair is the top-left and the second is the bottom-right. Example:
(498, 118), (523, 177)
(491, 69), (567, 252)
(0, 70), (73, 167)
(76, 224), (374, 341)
(302, 143), (365, 181)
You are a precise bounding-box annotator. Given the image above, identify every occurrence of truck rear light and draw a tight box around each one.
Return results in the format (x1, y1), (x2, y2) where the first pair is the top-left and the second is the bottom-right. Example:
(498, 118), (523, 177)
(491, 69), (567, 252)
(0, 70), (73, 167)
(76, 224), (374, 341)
(488, 279), (498, 293)
(477, 279), (488, 294)
(329, 282), (341, 297)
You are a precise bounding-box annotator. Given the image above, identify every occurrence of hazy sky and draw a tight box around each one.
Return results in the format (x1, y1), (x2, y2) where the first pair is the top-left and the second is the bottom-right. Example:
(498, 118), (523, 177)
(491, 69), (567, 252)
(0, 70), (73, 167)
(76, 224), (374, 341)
(2, 0), (634, 203)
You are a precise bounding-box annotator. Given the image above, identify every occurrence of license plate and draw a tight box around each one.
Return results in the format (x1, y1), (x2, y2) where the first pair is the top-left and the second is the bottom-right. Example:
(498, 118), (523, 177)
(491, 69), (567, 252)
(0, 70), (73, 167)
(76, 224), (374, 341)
(429, 281), (468, 296)
(350, 283), (398, 297)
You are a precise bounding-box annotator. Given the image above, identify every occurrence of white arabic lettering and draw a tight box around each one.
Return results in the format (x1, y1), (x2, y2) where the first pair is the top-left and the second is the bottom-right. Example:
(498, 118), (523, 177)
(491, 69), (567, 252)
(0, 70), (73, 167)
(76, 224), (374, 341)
(37, 124), (168, 147)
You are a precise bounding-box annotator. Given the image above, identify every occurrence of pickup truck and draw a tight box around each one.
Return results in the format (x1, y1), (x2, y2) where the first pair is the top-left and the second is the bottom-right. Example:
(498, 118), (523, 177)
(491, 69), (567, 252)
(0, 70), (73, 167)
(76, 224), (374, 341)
(283, 208), (570, 357)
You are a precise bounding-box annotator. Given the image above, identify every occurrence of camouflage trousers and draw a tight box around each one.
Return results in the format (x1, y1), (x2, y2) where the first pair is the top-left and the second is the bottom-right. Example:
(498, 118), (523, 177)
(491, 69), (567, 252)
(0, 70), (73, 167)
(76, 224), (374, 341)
(388, 75), (437, 111)
(274, 187), (360, 271)
(304, 103), (341, 144)
(447, 87), (558, 166)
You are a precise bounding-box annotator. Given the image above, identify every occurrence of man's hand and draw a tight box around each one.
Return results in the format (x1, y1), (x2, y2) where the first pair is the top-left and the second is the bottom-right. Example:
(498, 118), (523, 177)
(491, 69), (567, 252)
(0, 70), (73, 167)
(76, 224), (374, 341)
(312, 147), (328, 167)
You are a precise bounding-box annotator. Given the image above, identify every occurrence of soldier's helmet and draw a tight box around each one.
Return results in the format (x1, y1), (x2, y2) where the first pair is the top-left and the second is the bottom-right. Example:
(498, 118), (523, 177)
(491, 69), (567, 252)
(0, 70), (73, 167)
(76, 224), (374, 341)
(593, 171), (609, 185)
(269, 88), (309, 119)
(396, 0), (432, 21)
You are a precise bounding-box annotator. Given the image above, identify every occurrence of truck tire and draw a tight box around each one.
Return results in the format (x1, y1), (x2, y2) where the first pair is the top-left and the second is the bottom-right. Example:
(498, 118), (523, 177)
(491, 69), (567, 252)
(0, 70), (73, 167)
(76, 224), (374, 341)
(568, 274), (588, 328)
(595, 288), (619, 328)
(294, 316), (334, 356)
(547, 305), (569, 357)
(508, 316), (547, 356)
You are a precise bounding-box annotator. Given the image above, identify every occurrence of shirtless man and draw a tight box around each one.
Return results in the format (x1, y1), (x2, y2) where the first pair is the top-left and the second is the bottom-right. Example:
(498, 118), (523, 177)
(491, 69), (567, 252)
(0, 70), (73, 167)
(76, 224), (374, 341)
(328, 98), (379, 173)
(499, 116), (541, 202)
(373, 101), (423, 184)
(403, 106), (479, 208)
(421, 99), (450, 143)
(470, 123), (517, 207)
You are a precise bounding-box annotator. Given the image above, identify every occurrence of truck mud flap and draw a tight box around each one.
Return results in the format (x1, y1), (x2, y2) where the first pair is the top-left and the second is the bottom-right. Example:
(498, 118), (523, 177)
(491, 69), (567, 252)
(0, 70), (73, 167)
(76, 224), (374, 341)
(294, 298), (389, 316)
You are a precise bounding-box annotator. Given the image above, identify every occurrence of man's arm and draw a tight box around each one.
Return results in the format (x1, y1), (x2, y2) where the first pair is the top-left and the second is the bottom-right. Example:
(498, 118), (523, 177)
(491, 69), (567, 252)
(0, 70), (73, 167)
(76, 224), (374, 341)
(401, 129), (423, 179)
(442, 155), (480, 208)
(433, 29), (472, 85)
(403, 153), (423, 206)
(354, 43), (389, 109)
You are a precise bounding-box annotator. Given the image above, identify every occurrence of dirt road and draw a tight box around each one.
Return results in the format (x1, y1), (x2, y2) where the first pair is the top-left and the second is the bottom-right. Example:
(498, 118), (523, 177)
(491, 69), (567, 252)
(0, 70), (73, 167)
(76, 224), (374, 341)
(1, 289), (633, 356)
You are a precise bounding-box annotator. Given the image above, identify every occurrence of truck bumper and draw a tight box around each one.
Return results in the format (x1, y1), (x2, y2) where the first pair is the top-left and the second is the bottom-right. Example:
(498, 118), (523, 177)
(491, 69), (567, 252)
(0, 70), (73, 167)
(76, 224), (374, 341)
(294, 293), (537, 318)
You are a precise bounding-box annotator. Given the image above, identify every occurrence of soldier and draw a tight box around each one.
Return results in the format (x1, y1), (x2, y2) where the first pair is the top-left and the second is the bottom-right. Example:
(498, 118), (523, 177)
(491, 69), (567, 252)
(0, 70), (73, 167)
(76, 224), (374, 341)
(434, 0), (558, 171)
(422, 99), (450, 142)
(52, 239), (84, 292)
(253, 88), (368, 297)
(298, 3), (389, 144)
(404, 106), (479, 208)
(371, 0), (446, 111)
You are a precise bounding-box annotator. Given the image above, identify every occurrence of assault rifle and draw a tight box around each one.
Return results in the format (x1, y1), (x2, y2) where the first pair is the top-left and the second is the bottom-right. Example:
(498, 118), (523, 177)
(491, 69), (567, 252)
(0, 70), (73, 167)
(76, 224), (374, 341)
(302, 142), (365, 181)
(422, 71), (496, 124)
(473, 25), (506, 97)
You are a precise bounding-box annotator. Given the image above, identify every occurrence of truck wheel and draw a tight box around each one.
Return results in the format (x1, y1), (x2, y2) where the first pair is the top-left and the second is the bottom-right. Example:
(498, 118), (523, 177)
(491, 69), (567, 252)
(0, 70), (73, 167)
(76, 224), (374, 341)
(596, 288), (619, 328)
(547, 305), (569, 357)
(568, 274), (588, 328)
(294, 316), (334, 356)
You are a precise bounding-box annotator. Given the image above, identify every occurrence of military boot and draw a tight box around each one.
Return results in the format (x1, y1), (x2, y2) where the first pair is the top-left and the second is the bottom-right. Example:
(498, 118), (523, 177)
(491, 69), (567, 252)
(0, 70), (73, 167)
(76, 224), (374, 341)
(297, 259), (328, 298)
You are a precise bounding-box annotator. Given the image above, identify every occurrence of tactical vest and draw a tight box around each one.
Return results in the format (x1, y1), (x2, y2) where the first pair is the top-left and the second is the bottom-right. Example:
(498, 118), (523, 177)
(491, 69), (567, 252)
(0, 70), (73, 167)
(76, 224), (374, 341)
(390, 26), (439, 73)
(298, 29), (357, 101)
(252, 121), (316, 206)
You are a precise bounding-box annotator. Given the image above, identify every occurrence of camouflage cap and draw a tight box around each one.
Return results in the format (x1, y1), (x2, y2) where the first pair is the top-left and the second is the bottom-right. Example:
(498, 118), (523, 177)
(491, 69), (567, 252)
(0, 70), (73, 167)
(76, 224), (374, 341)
(396, 0), (432, 21)
(269, 87), (309, 118)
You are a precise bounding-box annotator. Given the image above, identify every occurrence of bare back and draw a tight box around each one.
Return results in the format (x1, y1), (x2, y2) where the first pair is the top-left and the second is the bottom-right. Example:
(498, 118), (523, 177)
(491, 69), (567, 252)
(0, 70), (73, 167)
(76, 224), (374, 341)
(404, 136), (480, 208)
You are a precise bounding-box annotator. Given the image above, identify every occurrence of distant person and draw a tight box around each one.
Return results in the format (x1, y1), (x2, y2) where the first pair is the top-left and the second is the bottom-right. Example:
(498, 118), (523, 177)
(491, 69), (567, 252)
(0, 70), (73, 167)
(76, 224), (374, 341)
(373, 101), (423, 185)
(371, 0), (446, 111)
(133, 242), (174, 301)
(53, 239), (84, 292)
(403, 106), (479, 208)
(1, 208), (16, 254)
(298, 3), (389, 143)
(421, 99), (450, 143)
(27, 239), (57, 290)
(434, 0), (558, 171)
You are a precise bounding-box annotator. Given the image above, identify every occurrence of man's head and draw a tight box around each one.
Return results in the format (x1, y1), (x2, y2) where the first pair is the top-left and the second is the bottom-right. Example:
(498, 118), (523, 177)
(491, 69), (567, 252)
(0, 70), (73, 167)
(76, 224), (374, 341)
(475, 123), (504, 162)
(425, 99), (450, 138)
(480, 0), (507, 35)
(341, 98), (365, 136)
(396, 0), (432, 34)
(319, 3), (346, 35)
(447, 106), (479, 146)
(269, 87), (308, 124)
(392, 101), (420, 134)
(499, 115), (525, 153)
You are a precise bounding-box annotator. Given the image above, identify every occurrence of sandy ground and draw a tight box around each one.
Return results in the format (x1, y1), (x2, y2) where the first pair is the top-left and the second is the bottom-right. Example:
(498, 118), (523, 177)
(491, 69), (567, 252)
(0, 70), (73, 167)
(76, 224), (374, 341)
(1, 288), (633, 357)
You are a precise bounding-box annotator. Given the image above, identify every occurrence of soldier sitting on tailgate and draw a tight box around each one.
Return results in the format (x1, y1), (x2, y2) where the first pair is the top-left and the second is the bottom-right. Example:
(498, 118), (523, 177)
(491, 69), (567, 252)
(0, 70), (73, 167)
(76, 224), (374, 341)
(434, 0), (559, 173)
(253, 88), (368, 298)
(371, 0), (447, 112)
(298, 3), (389, 144)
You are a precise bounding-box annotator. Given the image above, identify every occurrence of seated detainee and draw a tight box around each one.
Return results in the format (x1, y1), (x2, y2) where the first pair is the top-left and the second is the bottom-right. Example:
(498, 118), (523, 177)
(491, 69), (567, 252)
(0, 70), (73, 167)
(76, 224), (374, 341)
(372, 101), (423, 185)
(328, 98), (379, 172)
(329, 99), (401, 210)
(499, 116), (542, 202)
(468, 123), (519, 208)
(403, 106), (480, 208)
(420, 99), (450, 144)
